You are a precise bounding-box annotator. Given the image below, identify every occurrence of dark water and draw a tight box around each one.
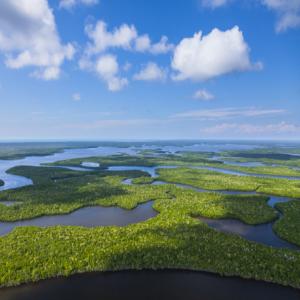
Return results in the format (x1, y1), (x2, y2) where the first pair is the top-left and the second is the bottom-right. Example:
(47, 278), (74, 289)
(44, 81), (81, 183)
(0, 201), (156, 236)
(198, 216), (299, 249)
(107, 165), (177, 178)
(0, 270), (299, 300)
(151, 181), (299, 249)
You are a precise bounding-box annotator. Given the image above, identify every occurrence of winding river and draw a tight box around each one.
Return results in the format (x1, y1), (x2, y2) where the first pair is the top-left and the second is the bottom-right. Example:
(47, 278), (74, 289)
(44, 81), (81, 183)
(0, 144), (300, 299)
(1, 156), (300, 249)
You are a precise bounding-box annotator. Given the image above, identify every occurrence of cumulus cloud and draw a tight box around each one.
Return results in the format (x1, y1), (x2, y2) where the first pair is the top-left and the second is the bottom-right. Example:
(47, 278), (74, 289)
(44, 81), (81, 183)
(84, 20), (173, 55)
(133, 62), (166, 81)
(193, 89), (214, 101)
(81, 20), (173, 90)
(172, 107), (285, 119)
(85, 21), (138, 54)
(135, 35), (151, 52)
(262, 0), (300, 32)
(94, 54), (128, 91)
(201, 0), (300, 32)
(148, 36), (174, 54)
(200, 121), (300, 136)
(171, 26), (261, 81)
(0, 0), (75, 80)
(59, 0), (98, 9)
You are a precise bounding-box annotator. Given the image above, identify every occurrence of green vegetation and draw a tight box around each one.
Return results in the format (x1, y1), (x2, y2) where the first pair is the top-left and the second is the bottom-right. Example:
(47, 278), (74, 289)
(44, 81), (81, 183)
(0, 187), (299, 289)
(0, 179), (4, 187)
(274, 201), (300, 247)
(221, 149), (300, 168)
(157, 167), (300, 198)
(131, 176), (154, 184)
(47, 152), (223, 168)
(49, 152), (300, 177)
(208, 164), (300, 177)
(0, 166), (155, 221)
(137, 149), (168, 156)
(1, 152), (300, 289)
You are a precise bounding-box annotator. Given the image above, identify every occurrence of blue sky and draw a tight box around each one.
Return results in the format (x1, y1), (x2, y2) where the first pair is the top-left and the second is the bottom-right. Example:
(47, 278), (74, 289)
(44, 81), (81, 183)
(0, 0), (299, 140)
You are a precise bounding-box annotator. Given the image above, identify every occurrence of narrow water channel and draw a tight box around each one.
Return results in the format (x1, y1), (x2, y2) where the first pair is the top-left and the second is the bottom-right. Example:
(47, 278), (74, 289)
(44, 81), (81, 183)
(117, 165), (300, 250)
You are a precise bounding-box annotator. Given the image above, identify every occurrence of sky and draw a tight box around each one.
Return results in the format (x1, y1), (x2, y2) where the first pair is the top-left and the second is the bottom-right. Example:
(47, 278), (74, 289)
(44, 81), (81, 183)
(0, 0), (299, 141)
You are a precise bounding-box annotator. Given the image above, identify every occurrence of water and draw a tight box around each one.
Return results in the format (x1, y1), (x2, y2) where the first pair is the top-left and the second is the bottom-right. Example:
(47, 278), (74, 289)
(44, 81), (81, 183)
(107, 165), (177, 178)
(0, 201), (21, 207)
(108, 166), (158, 177)
(0, 201), (156, 236)
(81, 162), (100, 168)
(0, 143), (298, 191)
(1, 158), (299, 249)
(113, 164), (299, 250)
(0, 146), (139, 191)
(198, 216), (298, 249)
(155, 181), (299, 249)
(224, 161), (265, 167)
(1, 143), (300, 296)
(193, 166), (300, 180)
(0, 270), (299, 300)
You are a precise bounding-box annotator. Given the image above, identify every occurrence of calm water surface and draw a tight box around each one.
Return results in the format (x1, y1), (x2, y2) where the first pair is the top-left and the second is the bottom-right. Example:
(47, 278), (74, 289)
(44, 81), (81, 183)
(0, 201), (156, 236)
(0, 270), (299, 300)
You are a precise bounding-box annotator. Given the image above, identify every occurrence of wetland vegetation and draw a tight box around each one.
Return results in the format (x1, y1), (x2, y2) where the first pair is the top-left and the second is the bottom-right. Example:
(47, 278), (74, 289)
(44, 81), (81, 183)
(1, 143), (300, 291)
(48, 152), (300, 177)
(220, 148), (300, 168)
(157, 167), (300, 198)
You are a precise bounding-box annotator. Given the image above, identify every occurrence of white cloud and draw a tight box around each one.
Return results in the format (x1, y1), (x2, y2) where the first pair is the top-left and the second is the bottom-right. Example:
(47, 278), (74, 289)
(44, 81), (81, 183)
(133, 62), (166, 81)
(200, 121), (300, 136)
(0, 0), (75, 80)
(149, 36), (174, 54)
(262, 0), (300, 32)
(80, 20), (173, 89)
(79, 54), (128, 91)
(85, 21), (138, 54)
(201, 0), (300, 32)
(59, 0), (98, 9)
(171, 26), (261, 82)
(193, 89), (214, 101)
(84, 20), (173, 55)
(72, 93), (81, 101)
(135, 34), (151, 52)
(95, 54), (128, 91)
(172, 107), (285, 119)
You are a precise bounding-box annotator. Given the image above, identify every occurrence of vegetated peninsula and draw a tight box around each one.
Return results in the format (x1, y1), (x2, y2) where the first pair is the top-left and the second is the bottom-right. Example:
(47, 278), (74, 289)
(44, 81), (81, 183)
(1, 146), (300, 290)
